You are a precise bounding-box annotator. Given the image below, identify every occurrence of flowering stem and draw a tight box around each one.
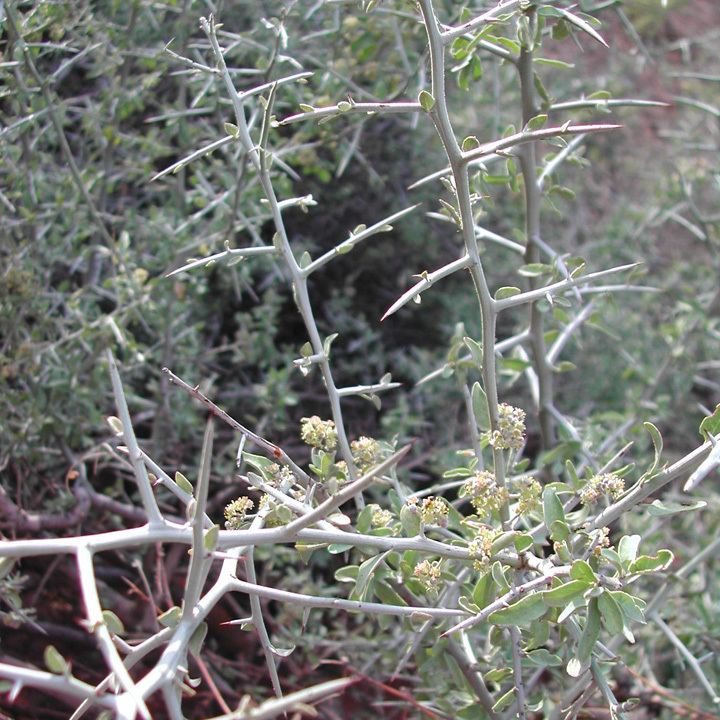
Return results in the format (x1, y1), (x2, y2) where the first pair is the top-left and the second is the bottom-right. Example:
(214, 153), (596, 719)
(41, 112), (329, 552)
(517, 34), (556, 453)
(416, 0), (510, 525)
(199, 16), (362, 504)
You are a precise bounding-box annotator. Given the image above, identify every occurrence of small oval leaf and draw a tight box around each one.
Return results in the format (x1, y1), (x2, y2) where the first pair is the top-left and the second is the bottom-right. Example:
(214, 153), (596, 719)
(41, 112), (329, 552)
(628, 550), (674, 574)
(471, 382), (490, 432)
(418, 90), (435, 112)
(489, 592), (547, 626)
(204, 524), (220, 552)
(44, 645), (70, 675)
(158, 606), (182, 628)
(495, 286), (521, 300)
(189, 622), (208, 656)
(576, 597), (601, 664)
(102, 610), (125, 636)
(107, 416), (123, 436)
(175, 471), (193, 495)
(543, 579), (591, 608)
(570, 559), (597, 584)
(598, 591), (624, 636)
(543, 487), (565, 535)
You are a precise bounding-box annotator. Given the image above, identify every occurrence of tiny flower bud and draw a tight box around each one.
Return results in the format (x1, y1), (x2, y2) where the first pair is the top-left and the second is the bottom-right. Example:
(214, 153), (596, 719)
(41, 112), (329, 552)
(371, 508), (393, 527)
(515, 476), (542, 515)
(351, 436), (381, 472)
(224, 497), (254, 530)
(468, 525), (496, 572)
(420, 496), (449, 527)
(579, 473), (625, 505)
(461, 471), (508, 516)
(489, 403), (526, 450)
(300, 416), (338, 451)
(413, 559), (442, 592)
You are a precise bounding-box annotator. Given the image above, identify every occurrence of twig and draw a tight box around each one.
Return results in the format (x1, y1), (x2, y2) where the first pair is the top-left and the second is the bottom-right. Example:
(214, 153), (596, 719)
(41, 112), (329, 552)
(210, 678), (356, 720)
(5, 5), (114, 248)
(108, 351), (164, 526)
(441, 569), (568, 636)
(200, 14), (364, 506)
(162, 367), (310, 484)
(227, 577), (466, 620)
(518, 31), (556, 452)
(76, 546), (151, 719)
(650, 614), (720, 705)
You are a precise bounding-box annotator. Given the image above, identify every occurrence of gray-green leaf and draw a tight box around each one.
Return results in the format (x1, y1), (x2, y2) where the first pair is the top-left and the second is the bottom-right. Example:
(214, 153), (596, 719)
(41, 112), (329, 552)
(189, 622), (208, 656)
(543, 579), (591, 607)
(102, 610), (125, 636)
(175, 471), (193, 495)
(158, 605), (182, 628)
(542, 487), (565, 535)
(598, 591), (624, 635)
(418, 90), (435, 112)
(488, 592), (547, 626)
(495, 286), (521, 300)
(471, 381), (490, 432)
(44, 645), (70, 675)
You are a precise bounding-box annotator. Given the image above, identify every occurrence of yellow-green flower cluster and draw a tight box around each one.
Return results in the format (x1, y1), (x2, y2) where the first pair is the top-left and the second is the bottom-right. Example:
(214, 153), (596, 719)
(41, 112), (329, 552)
(371, 507), (393, 528)
(420, 496), (448, 527)
(258, 494), (292, 527)
(461, 471), (508, 516)
(579, 473), (625, 505)
(490, 403), (526, 450)
(592, 526), (612, 557)
(413, 559), (441, 590)
(224, 497), (254, 530)
(300, 416), (337, 451)
(468, 525), (496, 572)
(516, 476), (542, 515)
(351, 436), (380, 472)
(265, 463), (296, 488)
